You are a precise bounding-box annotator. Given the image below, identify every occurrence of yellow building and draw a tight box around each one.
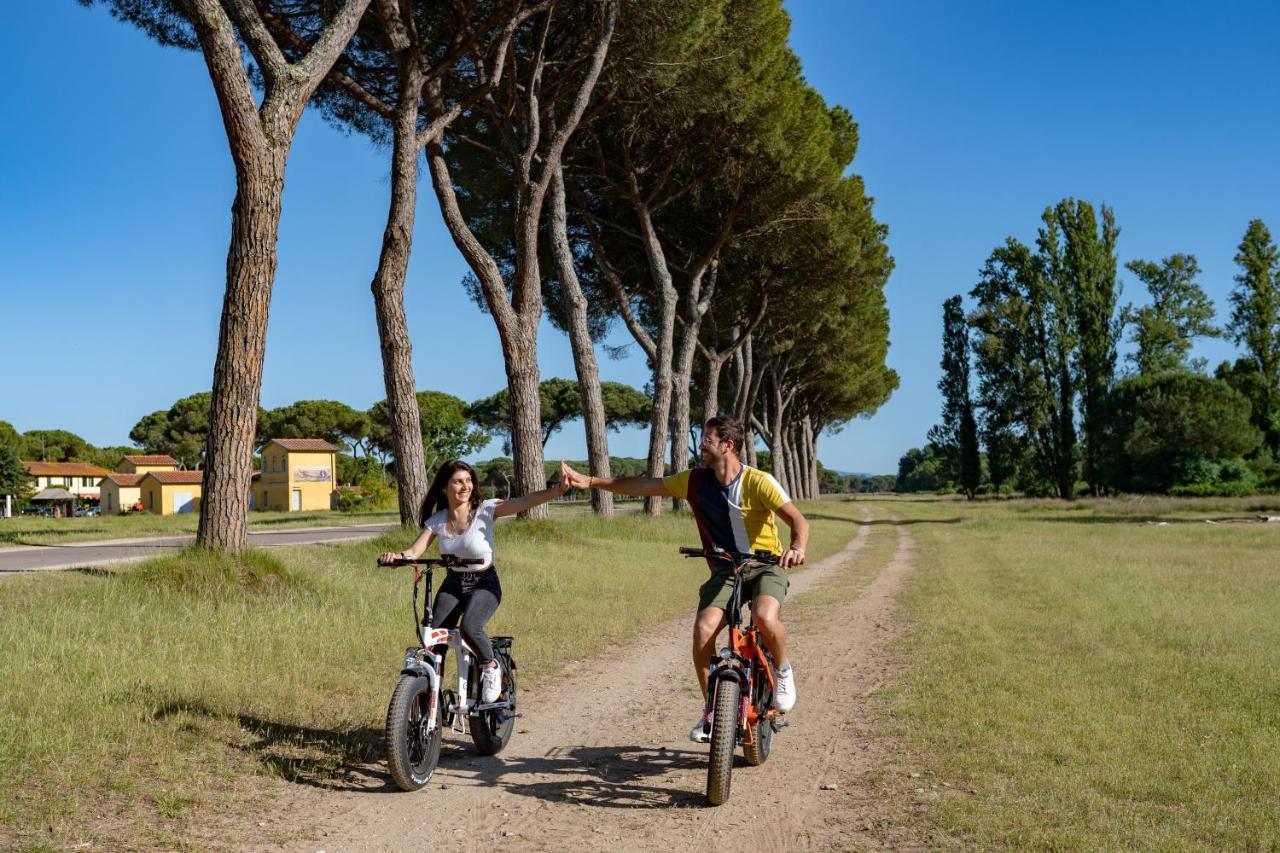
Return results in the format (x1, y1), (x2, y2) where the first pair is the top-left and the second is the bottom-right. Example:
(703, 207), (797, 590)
(99, 474), (144, 515)
(256, 438), (339, 512)
(117, 454), (180, 475)
(139, 471), (203, 516)
(100, 455), (181, 514)
(22, 461), (111, 500)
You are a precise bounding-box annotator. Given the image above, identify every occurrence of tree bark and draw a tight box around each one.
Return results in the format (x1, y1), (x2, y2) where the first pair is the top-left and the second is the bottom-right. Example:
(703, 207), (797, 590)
(669, 264), (716, 510)
(199, 149), (286, 551)
(631, 199), (677, 517)
(372, 58), (428, 528)
(785, 423), (801, 500)
(549, 165), (613, 516)
(769, 369), (790, 494)
(703, 355), (724, 424)
(803, 414), (819, 498)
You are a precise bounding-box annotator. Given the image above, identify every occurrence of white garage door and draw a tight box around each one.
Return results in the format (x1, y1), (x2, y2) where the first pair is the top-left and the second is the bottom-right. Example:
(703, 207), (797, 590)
(173, 492), (194, 514)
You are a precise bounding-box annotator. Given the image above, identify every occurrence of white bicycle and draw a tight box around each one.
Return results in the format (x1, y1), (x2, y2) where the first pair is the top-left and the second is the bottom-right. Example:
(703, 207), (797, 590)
(381, 555), (518, 791)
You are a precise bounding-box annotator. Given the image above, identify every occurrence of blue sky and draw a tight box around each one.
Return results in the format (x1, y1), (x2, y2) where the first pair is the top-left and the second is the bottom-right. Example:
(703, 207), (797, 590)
(3, 2), (1280, 474)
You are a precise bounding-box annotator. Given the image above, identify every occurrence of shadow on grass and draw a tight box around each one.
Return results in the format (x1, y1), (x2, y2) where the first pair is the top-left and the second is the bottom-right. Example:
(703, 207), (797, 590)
(72, 566), (117, 577)
(1024, 514), (1270, 526)
(248, 513), (398, 529)
(862, 517), (964, 526)
(150, 700), (386, 790)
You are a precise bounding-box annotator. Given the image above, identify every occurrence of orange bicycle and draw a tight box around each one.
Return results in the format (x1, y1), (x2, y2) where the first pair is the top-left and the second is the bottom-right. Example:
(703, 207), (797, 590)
(680, 546), (786, 805)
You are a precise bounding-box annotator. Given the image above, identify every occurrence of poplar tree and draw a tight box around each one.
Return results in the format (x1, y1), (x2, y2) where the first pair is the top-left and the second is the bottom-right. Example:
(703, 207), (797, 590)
(1122, 254), (1221, 375)
(970, 238), (1077, 498)
(1045, 199), (1120, 495)
(934, 295), (980, 497)
(1226, 219), (1280, 450)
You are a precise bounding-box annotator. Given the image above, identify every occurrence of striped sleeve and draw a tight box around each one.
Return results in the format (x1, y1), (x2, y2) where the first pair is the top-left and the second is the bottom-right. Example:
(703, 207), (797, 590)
(662, 469), (691, 500)
(753, 470), (790, 512)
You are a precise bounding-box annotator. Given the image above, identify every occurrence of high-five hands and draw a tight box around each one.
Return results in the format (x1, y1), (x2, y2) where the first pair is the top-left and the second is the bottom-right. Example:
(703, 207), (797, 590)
(559, 460), (590, 490)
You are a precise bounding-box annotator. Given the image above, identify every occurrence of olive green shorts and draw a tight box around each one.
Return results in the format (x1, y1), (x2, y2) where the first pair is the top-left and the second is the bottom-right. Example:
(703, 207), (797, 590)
(697, 561), (790, 612)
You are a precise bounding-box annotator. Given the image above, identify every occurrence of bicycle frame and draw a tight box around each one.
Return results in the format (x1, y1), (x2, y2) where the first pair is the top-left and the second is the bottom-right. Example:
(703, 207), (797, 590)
(687, 548), (783, 748)
(397, 559), (515, 735)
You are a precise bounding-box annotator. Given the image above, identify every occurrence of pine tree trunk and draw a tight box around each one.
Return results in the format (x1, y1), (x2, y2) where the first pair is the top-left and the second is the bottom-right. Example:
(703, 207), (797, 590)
(804, 415), (819, 498)
(740, 339), (761, 468)
(785, 425), (802, 500)
(198, 150), (286, 552)
(669, 315), (701, 511)
(703, 354), (723, 423)
(372, 61), (428, 527)
(635, 203), (677, 517)
(503, 319), (548, 517)
(769, 373), (789, 493)
(550, 166), (612, 516)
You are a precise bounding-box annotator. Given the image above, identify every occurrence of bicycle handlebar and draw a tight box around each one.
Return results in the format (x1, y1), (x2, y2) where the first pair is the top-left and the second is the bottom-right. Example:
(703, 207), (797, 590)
(679, 546), (780, 565)
(382, 554), (486, 568)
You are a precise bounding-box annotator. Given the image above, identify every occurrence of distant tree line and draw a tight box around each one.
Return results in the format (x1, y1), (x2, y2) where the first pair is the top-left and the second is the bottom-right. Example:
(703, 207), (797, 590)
(900, 204), (1280, 498)
(2, 376), (650, 496)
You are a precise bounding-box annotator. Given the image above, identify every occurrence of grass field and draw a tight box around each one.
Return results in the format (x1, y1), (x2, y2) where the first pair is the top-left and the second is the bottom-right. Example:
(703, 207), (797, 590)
(0, 500), (857, 850)
(5, 494), (1277, 849)
(863, 494), (1280, 849)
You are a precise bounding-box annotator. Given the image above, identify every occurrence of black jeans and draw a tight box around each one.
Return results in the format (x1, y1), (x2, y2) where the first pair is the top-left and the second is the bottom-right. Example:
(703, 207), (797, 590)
(430, 568), (502, 663)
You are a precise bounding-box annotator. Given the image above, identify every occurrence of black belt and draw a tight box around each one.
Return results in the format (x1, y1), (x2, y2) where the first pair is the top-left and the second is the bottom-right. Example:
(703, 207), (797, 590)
(448, 566), (495, 580)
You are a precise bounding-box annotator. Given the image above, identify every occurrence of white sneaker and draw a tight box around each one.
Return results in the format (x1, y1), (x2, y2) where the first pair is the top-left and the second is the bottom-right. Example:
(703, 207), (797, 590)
(689, 711), (712, 743)
(775, 663), (796, 712)
(480, 662), (502, 703)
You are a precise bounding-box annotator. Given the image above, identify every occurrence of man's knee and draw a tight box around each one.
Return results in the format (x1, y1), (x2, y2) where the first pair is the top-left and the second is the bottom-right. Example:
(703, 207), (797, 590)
(753, 601), (784, 635)
(693, 608), (723, 646)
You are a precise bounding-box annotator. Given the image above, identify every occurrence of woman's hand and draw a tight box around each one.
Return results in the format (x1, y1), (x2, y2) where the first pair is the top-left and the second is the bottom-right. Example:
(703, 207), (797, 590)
(378, 551), (405, 566)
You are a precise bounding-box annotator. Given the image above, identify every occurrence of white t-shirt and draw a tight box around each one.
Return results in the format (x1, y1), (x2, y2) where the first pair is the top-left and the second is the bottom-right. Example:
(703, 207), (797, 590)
(422, 498), (500, 571)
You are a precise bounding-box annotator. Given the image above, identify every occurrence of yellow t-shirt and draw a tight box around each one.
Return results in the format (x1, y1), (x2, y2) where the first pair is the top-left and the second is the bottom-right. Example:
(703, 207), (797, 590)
(663, 465), (790, 555)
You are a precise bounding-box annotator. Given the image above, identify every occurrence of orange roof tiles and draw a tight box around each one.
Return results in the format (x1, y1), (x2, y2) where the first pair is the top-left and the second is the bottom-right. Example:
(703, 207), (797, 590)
(103, 474), (145, 486)
(143, 471), (205, 485)
(122, 454), (179, 466)
(22, 461), (112, 477)
(269, 438), (342, 452)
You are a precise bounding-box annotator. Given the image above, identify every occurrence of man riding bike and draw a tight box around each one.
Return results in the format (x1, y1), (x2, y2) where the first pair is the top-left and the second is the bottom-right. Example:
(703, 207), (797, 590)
(560, 415), (809, 742)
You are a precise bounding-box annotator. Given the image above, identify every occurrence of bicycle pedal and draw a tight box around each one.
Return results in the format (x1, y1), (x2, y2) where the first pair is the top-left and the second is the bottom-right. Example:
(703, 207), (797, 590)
(770, 718), (790, 733)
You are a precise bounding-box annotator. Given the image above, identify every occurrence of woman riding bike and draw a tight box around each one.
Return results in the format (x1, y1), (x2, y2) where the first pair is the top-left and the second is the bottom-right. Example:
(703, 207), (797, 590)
(378, 460), (567, 702)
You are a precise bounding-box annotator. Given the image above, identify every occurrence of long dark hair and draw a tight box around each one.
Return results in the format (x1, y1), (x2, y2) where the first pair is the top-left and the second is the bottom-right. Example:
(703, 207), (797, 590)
(421, 460), (484, 521)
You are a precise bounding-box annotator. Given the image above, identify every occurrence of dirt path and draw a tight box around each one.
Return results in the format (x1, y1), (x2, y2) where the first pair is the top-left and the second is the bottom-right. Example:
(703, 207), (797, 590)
(238, 514), (922, 852)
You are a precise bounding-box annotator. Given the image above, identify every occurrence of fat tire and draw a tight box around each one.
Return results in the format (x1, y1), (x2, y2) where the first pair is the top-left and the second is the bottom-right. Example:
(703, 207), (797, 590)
(470, 651), (517, 756)
(743, 660), (774, 767)
(385, 674), (443, 792)
(706, 678), (740, 806)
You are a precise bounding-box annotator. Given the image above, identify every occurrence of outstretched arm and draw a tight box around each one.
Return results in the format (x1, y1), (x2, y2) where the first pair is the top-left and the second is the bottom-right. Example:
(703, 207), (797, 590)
(378, 527), (435, 565)
(493, 476), (571, 519)
(560, 460), (671, 497)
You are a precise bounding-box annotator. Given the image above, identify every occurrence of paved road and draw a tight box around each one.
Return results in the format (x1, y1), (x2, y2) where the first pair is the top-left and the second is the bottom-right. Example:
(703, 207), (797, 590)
(0, 523), (395, 574)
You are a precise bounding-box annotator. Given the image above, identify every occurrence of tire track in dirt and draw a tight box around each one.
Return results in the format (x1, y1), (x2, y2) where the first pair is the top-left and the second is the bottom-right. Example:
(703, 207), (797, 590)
(239, 512), (921, 852)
